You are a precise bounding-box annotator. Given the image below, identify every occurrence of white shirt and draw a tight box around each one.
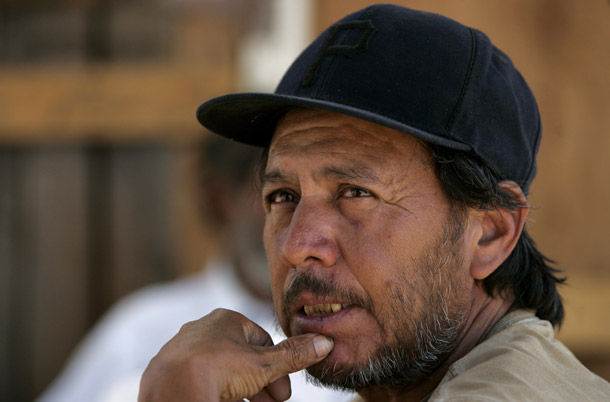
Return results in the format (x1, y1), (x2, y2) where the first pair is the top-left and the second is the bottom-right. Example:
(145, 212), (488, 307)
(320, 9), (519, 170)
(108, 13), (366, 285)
(37, 259), (353, 402)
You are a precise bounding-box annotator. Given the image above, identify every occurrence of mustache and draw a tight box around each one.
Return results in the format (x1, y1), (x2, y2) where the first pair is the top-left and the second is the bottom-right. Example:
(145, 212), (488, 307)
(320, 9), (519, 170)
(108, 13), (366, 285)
(283, 271), (374, 314)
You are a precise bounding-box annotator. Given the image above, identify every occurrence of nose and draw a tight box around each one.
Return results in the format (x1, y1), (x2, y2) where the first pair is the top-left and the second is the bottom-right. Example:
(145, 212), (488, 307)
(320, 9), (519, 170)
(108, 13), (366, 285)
(279, 197), (340, 269)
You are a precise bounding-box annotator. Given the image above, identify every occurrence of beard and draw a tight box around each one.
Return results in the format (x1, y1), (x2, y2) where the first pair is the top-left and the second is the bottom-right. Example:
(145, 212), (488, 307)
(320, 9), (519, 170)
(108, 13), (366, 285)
(281, 208), (471, 392)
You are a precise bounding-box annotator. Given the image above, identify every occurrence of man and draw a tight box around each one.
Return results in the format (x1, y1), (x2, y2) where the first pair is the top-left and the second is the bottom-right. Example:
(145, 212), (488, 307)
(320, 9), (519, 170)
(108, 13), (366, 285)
(139, 4), (610, 401)
(37, 137), (351, 402)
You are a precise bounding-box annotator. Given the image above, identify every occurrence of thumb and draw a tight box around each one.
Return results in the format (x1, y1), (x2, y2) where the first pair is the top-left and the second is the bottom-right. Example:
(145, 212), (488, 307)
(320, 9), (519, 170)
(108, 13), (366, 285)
(262, 334), (334, 380)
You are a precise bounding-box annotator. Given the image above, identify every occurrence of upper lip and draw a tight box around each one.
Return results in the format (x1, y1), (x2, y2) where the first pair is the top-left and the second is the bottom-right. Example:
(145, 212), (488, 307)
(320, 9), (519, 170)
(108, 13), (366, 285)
(292, 293), (352, 314)
(303, 303), (351, 316)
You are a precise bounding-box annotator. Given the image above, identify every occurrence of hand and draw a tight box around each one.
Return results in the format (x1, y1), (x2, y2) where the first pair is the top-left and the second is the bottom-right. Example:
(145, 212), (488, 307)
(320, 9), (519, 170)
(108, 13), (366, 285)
(138, 308), (334, 402)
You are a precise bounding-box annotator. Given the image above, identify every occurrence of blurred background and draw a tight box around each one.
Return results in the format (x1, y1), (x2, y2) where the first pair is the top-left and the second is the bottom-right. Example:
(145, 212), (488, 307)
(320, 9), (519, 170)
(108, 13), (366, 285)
(1, 0), (608, 401)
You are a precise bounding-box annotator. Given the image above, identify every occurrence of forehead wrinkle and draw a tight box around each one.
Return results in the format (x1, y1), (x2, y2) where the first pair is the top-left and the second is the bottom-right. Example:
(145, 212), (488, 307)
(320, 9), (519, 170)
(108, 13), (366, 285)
(319, 163), (381, 185)
(271, 134), (352, 157)
(268, 110), (433, 192)
(271, 117), (396, 155)
(269, 132), (399, 177)
(261, 161), (384, 189)
(266, 143), (420, 193)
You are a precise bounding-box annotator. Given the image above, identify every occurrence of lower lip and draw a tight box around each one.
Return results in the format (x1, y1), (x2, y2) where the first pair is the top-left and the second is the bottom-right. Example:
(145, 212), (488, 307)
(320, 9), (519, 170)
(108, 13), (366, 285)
(293, 305), (359, 335)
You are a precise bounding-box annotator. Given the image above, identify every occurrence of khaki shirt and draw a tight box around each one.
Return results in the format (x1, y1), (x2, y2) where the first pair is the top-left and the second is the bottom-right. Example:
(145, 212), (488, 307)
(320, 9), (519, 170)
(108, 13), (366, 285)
(351, 310), (610, 401)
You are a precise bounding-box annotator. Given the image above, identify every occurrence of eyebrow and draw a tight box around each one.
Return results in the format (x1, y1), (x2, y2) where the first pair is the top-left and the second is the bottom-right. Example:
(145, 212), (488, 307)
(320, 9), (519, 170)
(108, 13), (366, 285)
(261, 169), (289, 187)
(261, 164), (381, 188)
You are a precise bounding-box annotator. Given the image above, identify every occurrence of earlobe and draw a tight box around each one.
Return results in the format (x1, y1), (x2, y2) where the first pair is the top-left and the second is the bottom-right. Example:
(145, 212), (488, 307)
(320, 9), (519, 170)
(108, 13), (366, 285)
(470, 182), (529, 280)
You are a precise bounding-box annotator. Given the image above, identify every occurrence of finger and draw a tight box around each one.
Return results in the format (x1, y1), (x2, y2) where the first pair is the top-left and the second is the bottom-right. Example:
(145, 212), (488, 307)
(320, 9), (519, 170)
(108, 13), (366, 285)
(242, 317), (276, 347)
(249, 387), (282, 402)
(261, 334), (334, 382)
(265, 375), (291, 401)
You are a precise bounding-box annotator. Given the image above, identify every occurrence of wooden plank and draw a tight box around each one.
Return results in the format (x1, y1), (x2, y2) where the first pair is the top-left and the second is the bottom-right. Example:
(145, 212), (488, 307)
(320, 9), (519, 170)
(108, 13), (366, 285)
(108, 146), (176, 298)
(557, 274), (610, 351)
(28, 149), (90, 394)
(0, 65), (233, 143)
(2, 148), (91, 400)
(0, 150), (16, 401)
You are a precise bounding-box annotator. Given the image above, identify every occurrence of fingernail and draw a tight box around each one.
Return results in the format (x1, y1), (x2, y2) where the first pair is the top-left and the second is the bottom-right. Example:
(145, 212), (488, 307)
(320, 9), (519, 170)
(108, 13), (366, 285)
(313, 336), (333, 357)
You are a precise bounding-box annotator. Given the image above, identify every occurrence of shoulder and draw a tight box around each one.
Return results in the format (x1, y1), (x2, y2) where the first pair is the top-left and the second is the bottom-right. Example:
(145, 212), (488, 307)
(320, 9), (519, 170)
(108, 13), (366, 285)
(428, 310), (610, 401)
(95, 273), (208, 331)
(100, 261), (241, 329)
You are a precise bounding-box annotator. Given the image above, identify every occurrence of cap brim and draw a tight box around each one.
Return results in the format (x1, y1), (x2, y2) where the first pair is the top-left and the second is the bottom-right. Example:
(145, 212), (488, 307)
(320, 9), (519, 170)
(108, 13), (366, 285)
(196, 92), (472, 151)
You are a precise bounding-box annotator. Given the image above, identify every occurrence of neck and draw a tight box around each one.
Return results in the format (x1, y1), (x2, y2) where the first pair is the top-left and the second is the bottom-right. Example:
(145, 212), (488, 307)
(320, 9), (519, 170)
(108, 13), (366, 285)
(358, 282), (514, 402)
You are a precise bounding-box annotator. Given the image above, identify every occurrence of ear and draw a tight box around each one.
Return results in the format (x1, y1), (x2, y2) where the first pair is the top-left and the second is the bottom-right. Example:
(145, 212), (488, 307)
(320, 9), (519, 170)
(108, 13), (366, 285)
(469, 181), (529, 280)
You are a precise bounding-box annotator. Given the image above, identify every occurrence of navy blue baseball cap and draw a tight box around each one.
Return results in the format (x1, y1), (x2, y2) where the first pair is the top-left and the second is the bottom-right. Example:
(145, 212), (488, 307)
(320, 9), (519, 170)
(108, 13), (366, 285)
(196, 4), (541, 192)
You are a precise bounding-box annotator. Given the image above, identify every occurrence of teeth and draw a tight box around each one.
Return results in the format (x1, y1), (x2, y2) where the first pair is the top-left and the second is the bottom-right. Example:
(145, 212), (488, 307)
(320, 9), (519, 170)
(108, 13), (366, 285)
(303, 303), (347, 316)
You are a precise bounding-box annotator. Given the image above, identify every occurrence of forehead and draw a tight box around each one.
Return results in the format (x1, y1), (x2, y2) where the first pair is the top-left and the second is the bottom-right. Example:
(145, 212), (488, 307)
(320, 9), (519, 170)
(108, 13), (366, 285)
(269, 108), (429, 166)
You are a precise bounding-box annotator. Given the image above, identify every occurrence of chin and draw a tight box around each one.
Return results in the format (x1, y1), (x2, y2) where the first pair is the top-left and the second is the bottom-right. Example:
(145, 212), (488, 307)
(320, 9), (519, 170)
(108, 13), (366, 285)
(306, 360), (353, 388)
(305, 360), (377, 392)
(303, 337), (449, 392)
(303, 347), (371, 390)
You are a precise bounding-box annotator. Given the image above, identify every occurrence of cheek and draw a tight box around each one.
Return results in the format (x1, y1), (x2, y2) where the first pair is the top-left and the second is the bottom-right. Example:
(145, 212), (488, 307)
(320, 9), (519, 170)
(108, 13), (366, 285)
(345, 210), (430, 302)
(345, 209), (408, 267)
(340, 216), (404, 300)
(268, 260), (290, 334)
(263, 218), (292, 331)
(263, 219), (285, 273)
(263, 214), (281, 258)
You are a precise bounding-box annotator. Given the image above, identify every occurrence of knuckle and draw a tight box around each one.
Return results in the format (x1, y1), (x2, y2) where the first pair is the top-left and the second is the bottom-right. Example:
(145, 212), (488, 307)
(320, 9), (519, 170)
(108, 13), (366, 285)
(219, 371), (267, 401)
(209, 308), (248, 326)
(178, 319), (196, 332)
(285, 340), (311, 369)
(207, 307), (230, 320)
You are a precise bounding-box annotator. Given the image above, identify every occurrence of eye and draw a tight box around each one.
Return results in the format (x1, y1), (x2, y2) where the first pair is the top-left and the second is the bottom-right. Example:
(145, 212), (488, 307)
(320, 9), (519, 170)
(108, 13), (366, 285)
(341, 186), (372, 198)
(267, 189), (299, 205)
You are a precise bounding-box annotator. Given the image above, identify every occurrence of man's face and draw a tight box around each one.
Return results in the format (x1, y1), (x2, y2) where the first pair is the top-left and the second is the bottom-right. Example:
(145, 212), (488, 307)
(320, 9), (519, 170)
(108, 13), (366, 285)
(261, 109), (475, 389)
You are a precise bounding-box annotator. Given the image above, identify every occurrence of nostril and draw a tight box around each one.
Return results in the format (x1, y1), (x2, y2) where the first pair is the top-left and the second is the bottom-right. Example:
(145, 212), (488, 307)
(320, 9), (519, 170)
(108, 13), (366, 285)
(279, 204), (340, 268)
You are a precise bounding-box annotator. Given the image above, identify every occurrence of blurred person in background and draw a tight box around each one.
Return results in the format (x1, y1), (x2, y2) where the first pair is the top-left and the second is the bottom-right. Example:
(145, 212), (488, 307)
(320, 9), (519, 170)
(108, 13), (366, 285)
(36, 136), (353, 402)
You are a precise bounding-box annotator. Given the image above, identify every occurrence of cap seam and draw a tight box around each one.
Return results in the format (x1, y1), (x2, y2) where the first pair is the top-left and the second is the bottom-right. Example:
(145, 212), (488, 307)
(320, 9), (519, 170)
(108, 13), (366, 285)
(523, 107), (542, 192)
(444, 27), (478, 138)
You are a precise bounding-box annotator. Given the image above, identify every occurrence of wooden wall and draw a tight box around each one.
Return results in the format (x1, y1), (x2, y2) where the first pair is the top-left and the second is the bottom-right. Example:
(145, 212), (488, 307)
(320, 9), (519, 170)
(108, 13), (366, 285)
(0, 1), (265, 400)
(0, 144), (189, 400)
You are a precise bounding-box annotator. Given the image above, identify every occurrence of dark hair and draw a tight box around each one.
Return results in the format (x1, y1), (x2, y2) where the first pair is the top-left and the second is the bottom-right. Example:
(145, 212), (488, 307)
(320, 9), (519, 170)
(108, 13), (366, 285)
(429, 144), (565, 327)
(256, 141), (565, 327)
